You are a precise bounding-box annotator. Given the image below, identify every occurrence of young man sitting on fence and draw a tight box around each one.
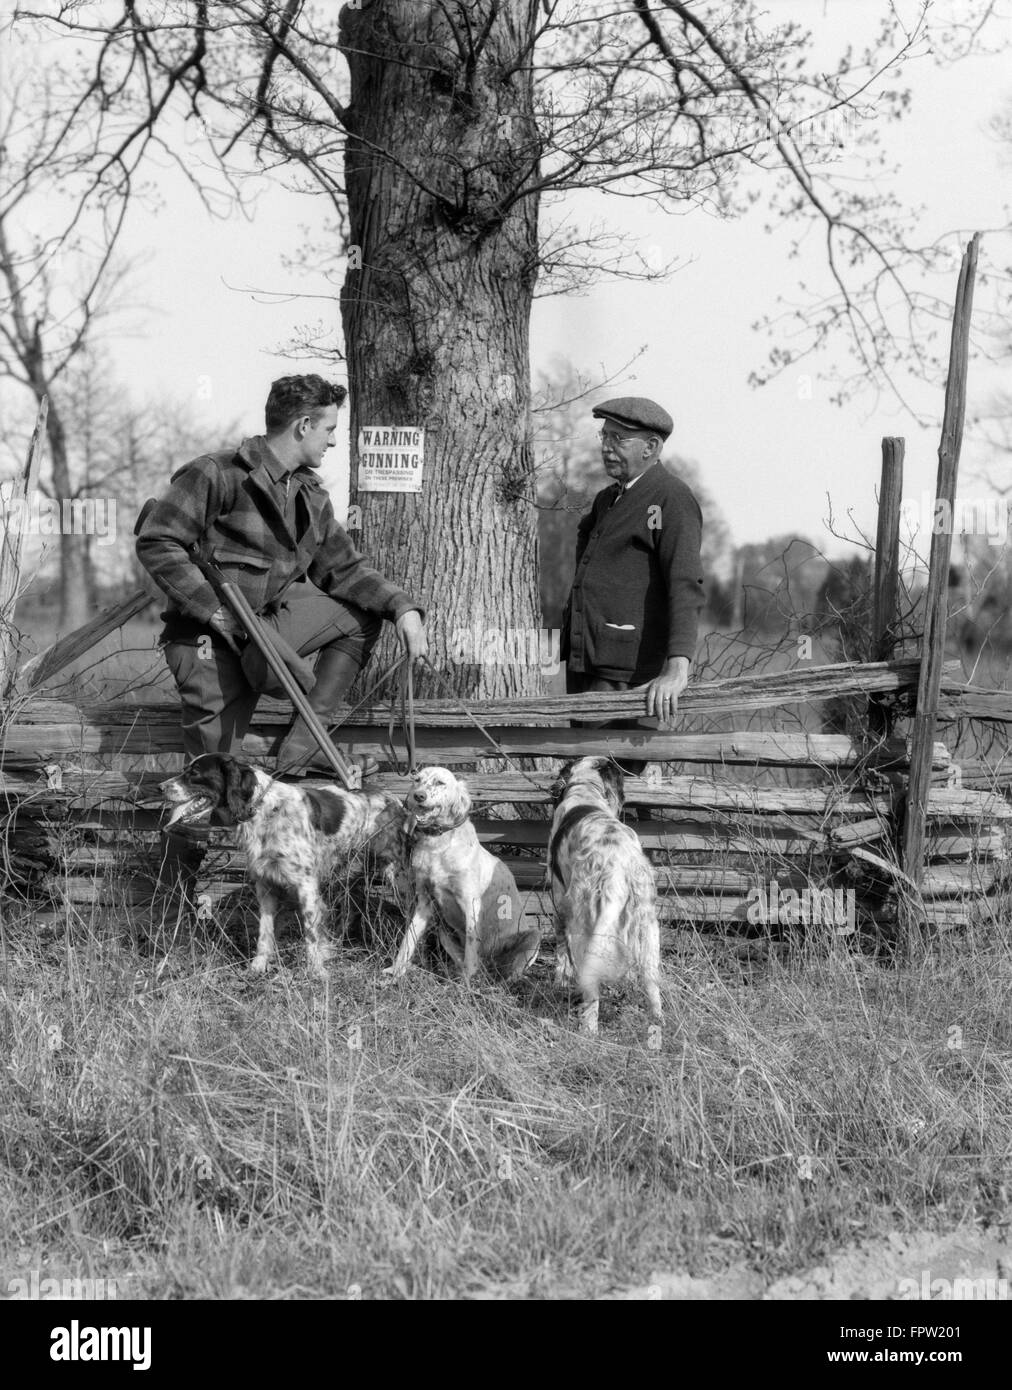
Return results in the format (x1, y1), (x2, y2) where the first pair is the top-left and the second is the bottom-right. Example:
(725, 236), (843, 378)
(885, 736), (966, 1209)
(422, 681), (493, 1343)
(134, 373), (426, 935)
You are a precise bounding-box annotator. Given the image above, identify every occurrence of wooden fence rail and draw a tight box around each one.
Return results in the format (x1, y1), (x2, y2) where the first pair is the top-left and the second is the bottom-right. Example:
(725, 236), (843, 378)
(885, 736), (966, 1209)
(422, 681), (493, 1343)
(1, 665), (1007, 937)
(0, 234), (998, 945)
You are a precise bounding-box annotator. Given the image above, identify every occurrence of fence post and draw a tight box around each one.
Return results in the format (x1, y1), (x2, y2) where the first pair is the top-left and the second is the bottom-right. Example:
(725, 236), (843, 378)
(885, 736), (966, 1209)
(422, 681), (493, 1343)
(869, 437), (905, 738)
(901, 234), (980, 943)
(0, 398), (48, 701)
(20, 588), (155, 691)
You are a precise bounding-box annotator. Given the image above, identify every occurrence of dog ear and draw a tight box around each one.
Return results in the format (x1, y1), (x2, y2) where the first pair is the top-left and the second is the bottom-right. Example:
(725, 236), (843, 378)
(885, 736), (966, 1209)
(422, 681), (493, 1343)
(304, 788), (349, 836)
(600, 760), (626, 808)
(195, 754), (229, 805)
(450, 775), (472, 822)
(223, 757), (258, 822)
(550, 759), (574, 799)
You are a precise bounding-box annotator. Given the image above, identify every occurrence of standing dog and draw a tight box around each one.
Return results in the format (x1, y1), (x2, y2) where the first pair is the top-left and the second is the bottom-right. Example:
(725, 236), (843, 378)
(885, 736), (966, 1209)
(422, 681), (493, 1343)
(548, 757), (662, 1033)
(160, 753), (407, 977)
(385, 766), (540, 982)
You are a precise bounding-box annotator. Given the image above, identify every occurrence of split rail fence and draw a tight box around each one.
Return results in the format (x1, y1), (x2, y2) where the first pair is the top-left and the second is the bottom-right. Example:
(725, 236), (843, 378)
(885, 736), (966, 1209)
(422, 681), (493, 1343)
(0, 656), (1009, 943)
(2, 234), (1009, 946)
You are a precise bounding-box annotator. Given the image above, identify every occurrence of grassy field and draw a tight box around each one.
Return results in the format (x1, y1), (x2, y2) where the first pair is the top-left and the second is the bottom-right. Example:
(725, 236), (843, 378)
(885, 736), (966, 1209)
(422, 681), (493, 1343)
(2, 613), (1010, 1300)
(1, 896), (1010, 1299)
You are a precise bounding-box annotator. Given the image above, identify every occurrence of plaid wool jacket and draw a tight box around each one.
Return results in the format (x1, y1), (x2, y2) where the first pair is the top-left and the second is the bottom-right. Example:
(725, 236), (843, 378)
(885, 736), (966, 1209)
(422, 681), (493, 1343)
(136, 435), (420, 628)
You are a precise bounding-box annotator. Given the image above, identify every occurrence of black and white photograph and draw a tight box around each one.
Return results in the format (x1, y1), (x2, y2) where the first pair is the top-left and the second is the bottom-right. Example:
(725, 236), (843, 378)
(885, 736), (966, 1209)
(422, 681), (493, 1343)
(1, 0), (1010, 1331)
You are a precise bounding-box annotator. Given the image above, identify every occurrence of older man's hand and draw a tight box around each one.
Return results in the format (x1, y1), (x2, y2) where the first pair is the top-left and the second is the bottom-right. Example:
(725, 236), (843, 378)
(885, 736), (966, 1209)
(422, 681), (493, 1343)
(395, 609), (428, 661)
(642, 656), (690, 727)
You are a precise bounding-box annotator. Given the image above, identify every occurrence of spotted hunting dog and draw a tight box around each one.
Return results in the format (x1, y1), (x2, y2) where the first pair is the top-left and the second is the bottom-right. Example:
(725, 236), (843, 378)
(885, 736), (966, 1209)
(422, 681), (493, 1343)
(548, 757), (662, 1034)
(385, 766), (540, 983)
(160, 753), (407, 977)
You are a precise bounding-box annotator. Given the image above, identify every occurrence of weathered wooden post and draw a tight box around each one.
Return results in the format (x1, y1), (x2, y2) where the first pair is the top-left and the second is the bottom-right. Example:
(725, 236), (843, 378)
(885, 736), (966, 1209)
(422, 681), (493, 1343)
(20, 589), (155, 690)
(869, 437), (905, 738)
(901, 234), (980, 944)
(0, 398), (48, 700)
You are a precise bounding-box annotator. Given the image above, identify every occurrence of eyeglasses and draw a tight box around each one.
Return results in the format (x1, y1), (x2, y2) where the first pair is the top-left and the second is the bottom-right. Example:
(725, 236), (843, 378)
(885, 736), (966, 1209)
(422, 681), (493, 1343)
(597, 429), (641, 448)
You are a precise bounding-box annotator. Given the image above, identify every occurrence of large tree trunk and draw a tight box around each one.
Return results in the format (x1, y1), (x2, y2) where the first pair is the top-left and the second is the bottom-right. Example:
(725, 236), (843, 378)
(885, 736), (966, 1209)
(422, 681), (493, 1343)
(339, 0), (542, 699)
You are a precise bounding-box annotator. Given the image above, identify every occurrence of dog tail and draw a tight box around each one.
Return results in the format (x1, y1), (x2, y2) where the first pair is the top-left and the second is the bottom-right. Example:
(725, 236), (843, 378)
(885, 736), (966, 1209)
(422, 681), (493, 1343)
(624, 853), (660, 972)
(631, 856), (661, 982)
(584, 853), (659, 976)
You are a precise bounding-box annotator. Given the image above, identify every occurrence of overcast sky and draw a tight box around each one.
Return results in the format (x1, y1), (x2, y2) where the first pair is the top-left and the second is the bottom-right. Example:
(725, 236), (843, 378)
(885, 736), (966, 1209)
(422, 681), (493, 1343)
(22, 0), (1012, 560)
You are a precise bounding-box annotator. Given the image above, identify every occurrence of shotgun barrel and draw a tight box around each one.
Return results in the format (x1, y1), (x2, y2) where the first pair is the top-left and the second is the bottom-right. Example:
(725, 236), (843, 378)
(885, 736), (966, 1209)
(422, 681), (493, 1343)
(189, 547), (357, 789)
(136, 497), (358, 787)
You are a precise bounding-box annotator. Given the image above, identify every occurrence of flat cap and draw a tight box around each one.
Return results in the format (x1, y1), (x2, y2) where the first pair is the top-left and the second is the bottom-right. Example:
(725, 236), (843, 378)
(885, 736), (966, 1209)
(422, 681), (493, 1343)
(592, 396), (673, 439)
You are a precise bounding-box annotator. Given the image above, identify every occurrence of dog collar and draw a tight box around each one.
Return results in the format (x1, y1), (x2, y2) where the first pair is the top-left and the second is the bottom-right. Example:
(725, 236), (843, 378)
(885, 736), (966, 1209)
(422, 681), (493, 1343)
(231, 779), (271, 823)
(407, 812), (470, 838)
(248, 779), (273, 813)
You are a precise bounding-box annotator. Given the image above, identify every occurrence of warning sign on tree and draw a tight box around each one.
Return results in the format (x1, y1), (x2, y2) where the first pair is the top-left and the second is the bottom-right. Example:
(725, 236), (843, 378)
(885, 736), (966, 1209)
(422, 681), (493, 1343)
(356, 426), (425, 492)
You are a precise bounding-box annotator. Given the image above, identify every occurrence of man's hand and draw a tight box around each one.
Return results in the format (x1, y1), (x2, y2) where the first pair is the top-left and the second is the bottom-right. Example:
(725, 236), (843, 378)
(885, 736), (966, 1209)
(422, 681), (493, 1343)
(395, 609), (427, 662)
(642, 656), (690, 726)
(208, 606), (243, 639)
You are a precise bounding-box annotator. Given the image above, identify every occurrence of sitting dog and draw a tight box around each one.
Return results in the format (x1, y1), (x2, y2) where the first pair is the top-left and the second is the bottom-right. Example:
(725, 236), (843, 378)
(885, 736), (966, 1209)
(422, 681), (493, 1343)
(385, 766), (540, 983)
(548, 757), (662, 1034)
(160, 753), (407, 977)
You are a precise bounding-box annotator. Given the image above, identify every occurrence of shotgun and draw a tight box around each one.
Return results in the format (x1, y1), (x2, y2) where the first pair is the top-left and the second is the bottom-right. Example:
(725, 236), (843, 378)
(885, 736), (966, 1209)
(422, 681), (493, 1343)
(135, 499), (358, 789)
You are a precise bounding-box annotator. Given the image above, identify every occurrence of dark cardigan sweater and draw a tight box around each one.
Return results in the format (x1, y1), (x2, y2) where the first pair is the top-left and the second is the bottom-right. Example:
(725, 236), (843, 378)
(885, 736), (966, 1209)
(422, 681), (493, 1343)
(562, 461), (704, 681)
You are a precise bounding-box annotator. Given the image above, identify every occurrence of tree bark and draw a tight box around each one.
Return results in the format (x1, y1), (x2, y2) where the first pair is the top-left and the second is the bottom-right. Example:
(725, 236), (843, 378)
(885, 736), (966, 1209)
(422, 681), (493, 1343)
(339, 0), (542, 699)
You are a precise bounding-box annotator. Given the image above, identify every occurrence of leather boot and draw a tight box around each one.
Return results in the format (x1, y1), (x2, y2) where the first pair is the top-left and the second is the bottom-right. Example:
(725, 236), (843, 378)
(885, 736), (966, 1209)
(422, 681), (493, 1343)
(275, 646), (364, 776)
(133, 826), (207, 951)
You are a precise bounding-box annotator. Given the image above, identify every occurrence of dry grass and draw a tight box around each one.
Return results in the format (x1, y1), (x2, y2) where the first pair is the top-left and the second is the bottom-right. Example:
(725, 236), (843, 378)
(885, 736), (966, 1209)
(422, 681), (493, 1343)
(0, 890), (1009, 1300)
(2, 619), (1010, 1298)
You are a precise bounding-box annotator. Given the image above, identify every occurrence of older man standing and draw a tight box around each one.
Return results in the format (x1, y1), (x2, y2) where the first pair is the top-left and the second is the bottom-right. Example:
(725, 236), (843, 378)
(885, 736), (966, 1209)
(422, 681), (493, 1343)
(562, 397), (704, 748)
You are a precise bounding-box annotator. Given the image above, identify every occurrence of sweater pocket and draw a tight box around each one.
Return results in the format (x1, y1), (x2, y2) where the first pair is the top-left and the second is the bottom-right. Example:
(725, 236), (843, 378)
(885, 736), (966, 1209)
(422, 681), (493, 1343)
(212, 548), (273, 612)
(589, 618), (639, 673)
